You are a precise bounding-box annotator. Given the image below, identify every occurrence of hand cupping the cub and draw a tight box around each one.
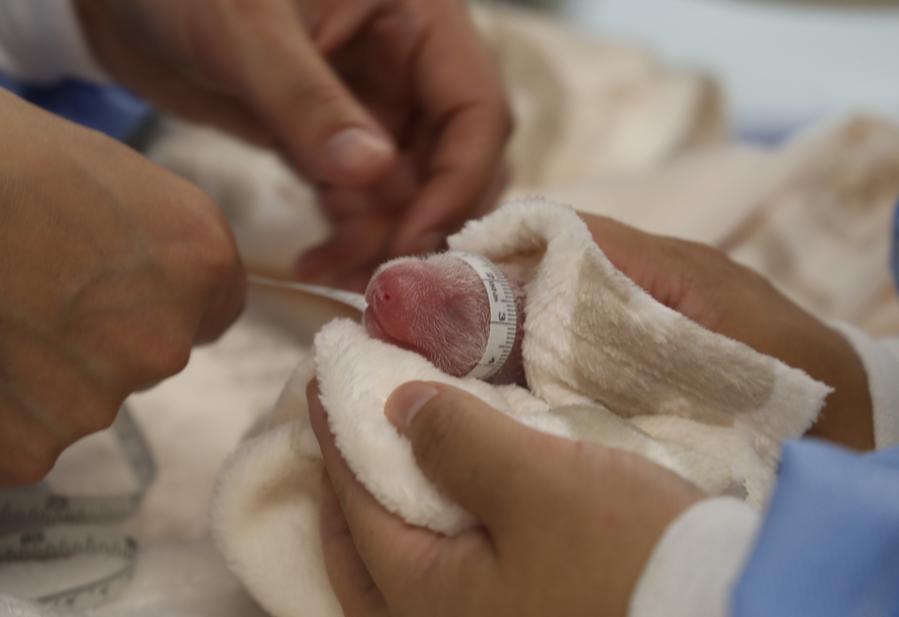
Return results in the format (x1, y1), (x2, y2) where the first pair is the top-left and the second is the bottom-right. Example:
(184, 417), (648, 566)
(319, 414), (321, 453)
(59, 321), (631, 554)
(310, 380), (702, 617)
(311, 211), (874, 617)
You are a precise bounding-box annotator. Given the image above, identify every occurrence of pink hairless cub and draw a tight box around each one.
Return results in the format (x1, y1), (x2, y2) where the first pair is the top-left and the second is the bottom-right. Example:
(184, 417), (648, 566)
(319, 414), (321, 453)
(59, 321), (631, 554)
(364, 252), (527, 385)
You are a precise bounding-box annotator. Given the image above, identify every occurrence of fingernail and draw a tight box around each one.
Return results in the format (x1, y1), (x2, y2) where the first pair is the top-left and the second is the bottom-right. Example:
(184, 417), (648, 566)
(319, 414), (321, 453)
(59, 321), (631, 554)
(325, 128), (393, 179)
(385, 383), (439, 431)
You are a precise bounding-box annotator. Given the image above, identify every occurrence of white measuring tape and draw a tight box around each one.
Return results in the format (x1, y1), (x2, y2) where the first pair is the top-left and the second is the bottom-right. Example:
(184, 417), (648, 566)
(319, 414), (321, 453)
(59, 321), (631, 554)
(450, 252), (519, 381)
(0, 406), (155, 609)
(247, 274), (368, 313)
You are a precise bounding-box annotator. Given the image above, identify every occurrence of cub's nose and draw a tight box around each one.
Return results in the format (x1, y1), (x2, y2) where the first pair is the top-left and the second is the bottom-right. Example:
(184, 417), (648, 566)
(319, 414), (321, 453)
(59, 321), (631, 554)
(369, 283), (392, 305)
(365, 261), (426, 316)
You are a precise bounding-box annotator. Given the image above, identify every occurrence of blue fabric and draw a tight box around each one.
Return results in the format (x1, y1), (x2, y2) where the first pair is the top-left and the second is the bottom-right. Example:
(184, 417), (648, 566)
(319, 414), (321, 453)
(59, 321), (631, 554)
(0, 74), (151, 141)
(732, 440), (899, 617)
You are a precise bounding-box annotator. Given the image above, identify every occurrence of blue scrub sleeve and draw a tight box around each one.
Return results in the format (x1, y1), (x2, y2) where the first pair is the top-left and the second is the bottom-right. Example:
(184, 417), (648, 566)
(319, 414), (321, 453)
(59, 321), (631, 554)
(732, 440), (899, 616)
(0, 74), (151, 143)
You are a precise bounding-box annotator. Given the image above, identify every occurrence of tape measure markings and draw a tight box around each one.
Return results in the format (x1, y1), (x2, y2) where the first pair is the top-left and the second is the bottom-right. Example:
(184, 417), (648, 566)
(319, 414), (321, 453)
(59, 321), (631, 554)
(450, 252), (519, 381)
(0, 406), (155, 609)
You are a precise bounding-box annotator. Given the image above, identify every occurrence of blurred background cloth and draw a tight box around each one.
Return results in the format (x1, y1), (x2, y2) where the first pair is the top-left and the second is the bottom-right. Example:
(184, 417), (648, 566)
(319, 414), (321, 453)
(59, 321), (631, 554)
(548, 0), (899, 141)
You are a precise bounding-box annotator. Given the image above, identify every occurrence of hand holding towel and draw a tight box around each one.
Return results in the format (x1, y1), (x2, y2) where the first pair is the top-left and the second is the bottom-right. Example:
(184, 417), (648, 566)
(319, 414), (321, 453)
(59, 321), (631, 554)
(212, 199), (829, 617)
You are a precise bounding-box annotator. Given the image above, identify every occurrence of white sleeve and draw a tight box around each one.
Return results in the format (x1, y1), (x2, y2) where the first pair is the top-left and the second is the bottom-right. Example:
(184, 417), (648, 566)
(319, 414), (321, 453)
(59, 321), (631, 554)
(0, 0), (107, 83)
(628, 497), (759, 617)
(831, 322), (899, 449)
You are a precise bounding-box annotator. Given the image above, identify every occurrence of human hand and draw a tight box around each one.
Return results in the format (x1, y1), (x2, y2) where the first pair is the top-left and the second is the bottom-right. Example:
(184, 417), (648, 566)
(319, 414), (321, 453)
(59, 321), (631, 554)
(309, 380), (702, 617)
(0, 91), (245, 486)
(580, 212), (874, 450)
(76, 0), (511, 289)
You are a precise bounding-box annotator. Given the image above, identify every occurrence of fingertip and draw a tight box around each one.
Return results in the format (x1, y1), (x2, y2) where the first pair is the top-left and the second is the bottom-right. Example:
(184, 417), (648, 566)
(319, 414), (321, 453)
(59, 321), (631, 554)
(322, 127), (396, 187)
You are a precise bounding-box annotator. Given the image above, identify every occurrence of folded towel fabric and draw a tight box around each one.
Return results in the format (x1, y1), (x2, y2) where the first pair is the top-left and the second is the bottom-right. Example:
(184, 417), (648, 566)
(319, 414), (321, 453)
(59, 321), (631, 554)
(212, 199), (829, 617)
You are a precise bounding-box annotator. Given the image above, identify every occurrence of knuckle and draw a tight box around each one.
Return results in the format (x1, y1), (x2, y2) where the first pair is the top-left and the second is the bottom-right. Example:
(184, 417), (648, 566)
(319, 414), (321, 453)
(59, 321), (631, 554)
(72, 399), (121, 437)
(114, 326), (193, 386)
(196, 229), (241, 290)
(174, 185), (242, 287)
(172, 178), (221, 225)
(108, 315), (194, 387)
(134, 336), (193, 381)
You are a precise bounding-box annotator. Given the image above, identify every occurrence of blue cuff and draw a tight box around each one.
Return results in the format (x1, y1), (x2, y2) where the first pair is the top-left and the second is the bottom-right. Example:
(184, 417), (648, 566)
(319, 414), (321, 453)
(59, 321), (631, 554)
(1, 74), (151, 142)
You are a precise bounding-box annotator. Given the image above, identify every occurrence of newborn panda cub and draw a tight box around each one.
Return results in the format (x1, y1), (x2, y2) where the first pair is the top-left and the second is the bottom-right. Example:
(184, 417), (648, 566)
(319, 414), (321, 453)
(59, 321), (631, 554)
(364, 253), (526, 385)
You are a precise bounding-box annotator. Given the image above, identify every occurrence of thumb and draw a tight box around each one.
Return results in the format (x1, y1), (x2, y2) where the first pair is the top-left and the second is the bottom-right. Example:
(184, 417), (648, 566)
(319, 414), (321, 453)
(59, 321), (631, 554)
(385, 382), (559, 532)
(233, 16), (396, 187)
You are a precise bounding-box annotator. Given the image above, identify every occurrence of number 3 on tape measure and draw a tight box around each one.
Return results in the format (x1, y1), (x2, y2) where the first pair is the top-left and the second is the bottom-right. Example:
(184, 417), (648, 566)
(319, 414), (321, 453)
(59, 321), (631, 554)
(451, 252), (518, 381)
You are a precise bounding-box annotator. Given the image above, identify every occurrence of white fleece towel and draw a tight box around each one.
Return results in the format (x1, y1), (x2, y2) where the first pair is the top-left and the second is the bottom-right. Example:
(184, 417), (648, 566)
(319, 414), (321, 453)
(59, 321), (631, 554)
(211, 199), (830, 617)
